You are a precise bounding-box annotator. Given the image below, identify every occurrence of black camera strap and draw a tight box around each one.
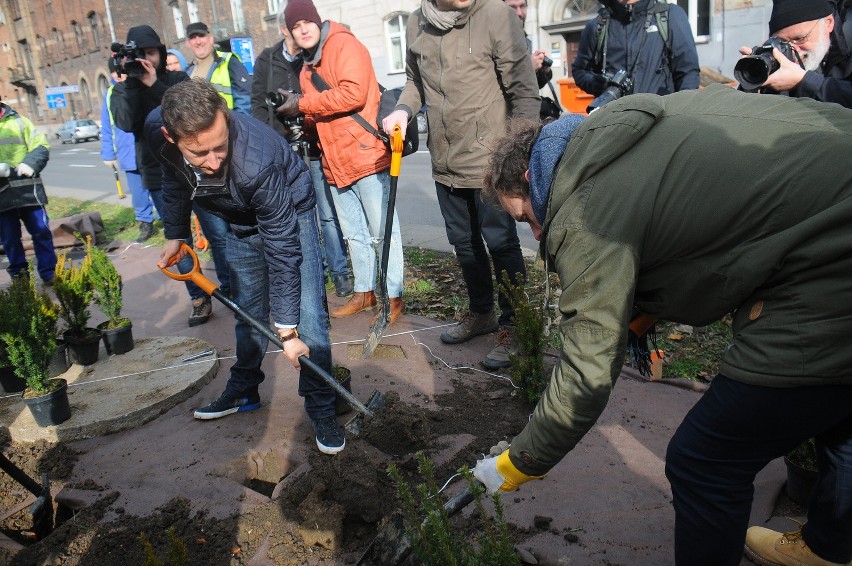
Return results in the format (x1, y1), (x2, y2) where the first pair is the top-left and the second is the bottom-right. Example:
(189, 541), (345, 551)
(308, 69), (387, 143)
(266, 53), (275, 128)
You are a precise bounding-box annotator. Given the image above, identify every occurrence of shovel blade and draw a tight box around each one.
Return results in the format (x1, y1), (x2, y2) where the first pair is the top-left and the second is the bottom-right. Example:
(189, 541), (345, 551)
(344, 389), (385, 435)
(362, 309), (390, 359)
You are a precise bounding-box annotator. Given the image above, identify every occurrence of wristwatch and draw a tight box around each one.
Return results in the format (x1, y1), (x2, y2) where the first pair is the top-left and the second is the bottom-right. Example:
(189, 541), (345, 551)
(279, 328), (299, 342)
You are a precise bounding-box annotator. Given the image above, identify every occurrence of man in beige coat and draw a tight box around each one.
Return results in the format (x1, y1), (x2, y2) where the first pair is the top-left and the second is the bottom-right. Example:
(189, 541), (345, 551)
(383, 0), (540, 369)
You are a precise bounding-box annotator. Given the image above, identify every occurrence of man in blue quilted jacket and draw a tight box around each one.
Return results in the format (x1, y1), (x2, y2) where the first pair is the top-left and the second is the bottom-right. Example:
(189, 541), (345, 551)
(147, 79), (344, 455)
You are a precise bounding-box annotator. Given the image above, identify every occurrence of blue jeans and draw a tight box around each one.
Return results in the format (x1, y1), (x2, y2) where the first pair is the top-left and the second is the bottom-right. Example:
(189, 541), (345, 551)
(310, 158), (350, 278)
(125, 169), (156, 223)
(665, 375), (852, 565)
(224, 210), (335, 420)
(0, 206), (57, 281)
(329, 170), (403, 297)
(147, 187), (165, 223)
(193, 206), (231, 296)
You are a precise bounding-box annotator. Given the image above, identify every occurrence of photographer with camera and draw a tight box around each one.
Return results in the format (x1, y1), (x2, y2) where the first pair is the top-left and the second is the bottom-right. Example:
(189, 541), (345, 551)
(111, 25), (229, 327)
(572, 0), (699, 112)
(737, 0), (852, 108)
(504, 0), (553, 89)
(251, 8), (353, 299)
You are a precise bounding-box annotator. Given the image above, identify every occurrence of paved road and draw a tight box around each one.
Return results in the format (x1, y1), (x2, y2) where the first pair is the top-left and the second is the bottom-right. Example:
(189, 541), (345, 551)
(40, 136), (540, 256)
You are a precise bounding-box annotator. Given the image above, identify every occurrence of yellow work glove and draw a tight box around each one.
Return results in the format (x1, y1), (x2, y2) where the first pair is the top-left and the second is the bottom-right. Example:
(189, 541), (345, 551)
(472, 450), (543, 493)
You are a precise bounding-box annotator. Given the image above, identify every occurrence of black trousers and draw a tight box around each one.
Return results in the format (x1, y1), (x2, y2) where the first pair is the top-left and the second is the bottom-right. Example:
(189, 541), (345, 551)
(665, 375), (852, 565)
(435, 183), (526, 327)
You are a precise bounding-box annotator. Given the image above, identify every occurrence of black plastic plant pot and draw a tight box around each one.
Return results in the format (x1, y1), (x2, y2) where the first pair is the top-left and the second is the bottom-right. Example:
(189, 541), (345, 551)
(98, 321), (134, 356)
(0, 365), (26, 393)
(334, 367), (353, 416)
(47, 339), (71, 378)
(784, 456), (818, 507)
(23, 378), (71, 427)
(64, 329), (101, 366)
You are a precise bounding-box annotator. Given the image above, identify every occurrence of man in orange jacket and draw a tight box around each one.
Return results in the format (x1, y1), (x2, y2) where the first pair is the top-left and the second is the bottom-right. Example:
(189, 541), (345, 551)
(276, 0), (404, 326)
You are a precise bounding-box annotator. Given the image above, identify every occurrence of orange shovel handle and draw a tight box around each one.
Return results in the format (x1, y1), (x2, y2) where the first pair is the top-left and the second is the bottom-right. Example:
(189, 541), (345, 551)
(158, 242), (218, 296)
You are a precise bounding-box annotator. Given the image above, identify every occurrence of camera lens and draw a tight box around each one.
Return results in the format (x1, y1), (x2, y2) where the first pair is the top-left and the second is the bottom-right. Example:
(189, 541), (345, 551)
(542, 55), (553, 67)
(265, 92), (285, 107)
(734, 55), (778, 91)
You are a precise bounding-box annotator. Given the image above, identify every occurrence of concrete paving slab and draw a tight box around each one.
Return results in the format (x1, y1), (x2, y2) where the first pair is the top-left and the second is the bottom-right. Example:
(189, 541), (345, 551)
(0, 336), (218, 443)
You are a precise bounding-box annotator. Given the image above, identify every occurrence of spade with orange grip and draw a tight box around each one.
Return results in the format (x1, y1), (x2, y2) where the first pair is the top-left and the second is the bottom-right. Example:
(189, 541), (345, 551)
(362, 125), (403, 359)
(159, 242), (379, 423)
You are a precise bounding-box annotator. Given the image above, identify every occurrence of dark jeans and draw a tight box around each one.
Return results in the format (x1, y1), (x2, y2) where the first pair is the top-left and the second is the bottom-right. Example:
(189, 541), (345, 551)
(665, 375), (852, 565)
(309, 158), (350, 278)
(223, 210), (335, 420)
(193, 206), (231, 296)
(0, 206), (57, 281)
(435, 183), (526, 326)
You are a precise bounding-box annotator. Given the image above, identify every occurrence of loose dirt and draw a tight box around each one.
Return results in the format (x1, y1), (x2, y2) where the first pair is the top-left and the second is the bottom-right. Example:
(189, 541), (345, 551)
(2, 372), (537, 566)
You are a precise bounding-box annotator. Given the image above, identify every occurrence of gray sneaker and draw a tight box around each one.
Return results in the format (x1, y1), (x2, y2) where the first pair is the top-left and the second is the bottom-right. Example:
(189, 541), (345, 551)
(440, 310), (499, 344)
(481, 326), (519, 370)
(188, 296), (213, 327)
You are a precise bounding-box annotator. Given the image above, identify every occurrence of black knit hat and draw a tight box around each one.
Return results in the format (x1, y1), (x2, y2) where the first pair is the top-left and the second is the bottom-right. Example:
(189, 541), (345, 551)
(284, 0), (322, 31)
(769, 0), (833, 35)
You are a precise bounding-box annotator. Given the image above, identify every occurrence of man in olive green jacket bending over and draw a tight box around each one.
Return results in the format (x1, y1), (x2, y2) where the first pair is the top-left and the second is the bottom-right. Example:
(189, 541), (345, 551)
(474, 84), (852, 566)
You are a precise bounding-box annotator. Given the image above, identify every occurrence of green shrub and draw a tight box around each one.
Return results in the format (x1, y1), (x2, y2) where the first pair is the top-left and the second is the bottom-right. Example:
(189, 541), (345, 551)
(389, 452), (519, 565)
(498, 272), (547, 404)
(0, 264), (58, 393)
(787, 438), (817, 472)
(89, 241), (128, 328)
(54, 239), (94, 335)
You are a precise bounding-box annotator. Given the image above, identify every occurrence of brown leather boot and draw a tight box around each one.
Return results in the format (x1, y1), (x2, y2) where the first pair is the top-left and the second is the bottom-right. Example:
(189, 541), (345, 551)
(330, 291), (377, 318)
(372, 297), (405, 326)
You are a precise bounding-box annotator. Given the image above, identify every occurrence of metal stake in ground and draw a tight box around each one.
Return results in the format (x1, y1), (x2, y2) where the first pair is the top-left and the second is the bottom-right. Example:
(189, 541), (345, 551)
(159, 243), (377, 420)
(363, 125), (403, 359)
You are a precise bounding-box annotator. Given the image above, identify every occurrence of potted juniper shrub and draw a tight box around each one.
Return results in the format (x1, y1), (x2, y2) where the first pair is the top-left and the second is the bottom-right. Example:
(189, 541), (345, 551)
(0, 268), (71, 426)
(54, 245), (100, 365)
(0, 280), (26, 393)
(784, 438), (818, 507)
(89, 242), (134, 355)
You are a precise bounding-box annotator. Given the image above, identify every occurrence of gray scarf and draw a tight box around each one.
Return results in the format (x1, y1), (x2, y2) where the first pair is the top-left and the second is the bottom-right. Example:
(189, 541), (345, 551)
(421, 0), (473, 31)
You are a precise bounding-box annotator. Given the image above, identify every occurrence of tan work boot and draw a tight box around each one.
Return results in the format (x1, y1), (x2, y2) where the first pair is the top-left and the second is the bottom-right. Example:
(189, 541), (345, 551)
(482, 325), (520, 370)
(744, 527), (847, 566)
(330, 291), (376, 318)
(440, 310), (499, 344)
(371, 297), (405, 326)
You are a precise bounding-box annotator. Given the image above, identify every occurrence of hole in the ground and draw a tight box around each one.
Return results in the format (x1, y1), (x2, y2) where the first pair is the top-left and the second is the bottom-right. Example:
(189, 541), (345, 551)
(243, 478), (277, 498)
(347, 344), (406, 360)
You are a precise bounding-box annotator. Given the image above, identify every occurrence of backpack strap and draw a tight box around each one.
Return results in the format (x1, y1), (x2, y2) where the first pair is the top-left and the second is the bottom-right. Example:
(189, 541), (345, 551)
(650, 0), (673, 71)
(309, 69), (387, 142)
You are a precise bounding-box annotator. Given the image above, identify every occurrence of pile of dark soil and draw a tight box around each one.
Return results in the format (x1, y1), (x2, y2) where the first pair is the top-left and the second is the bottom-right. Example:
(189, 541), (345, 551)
(2, 372), (536, 565)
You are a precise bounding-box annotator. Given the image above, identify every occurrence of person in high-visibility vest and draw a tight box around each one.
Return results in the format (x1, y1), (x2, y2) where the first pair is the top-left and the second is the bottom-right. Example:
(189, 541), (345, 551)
(0, 99), (56, 284)
(185, 22), (252, 115)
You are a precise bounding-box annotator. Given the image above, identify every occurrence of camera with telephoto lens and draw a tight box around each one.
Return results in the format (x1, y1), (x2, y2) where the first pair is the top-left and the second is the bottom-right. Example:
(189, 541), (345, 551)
(734, 37), (800, 92)
(110, 41), (146, 78)
(586, 69), (634, 113)
(265, 91), (288, 107)
(542, 55), (553, 67)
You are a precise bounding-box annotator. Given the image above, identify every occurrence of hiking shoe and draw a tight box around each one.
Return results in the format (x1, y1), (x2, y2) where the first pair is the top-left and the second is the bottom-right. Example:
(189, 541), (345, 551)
(482, 325), (520, 370)
(193, 390), (261, 420)
(440, 310), (498, 344)
(136, 221), (157, 243)
(332, 273), (354, 297)
(744, 526), (846, 566)
(312, 416), (345, 455)
(188, 296), (212, 327)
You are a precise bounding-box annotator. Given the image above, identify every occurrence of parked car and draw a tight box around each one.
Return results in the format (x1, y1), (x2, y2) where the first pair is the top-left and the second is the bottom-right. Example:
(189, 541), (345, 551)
(57, 119), (100, 144)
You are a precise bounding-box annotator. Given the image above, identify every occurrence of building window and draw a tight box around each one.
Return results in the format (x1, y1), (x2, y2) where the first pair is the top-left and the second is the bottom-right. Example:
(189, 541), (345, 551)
(385, 13), (408, 73)
(97, 74), (109, 99)
(88, 12), (100, 50)
(71, 20), (85, 54)
(268, 0), (283, 16)
(231, 0), (245, 33)
(187, 0), (199, 24)
(52, 28), (65, 61)
(172, 3), (185, 39)
(37, 34), (49, 61)
(674, 0), (710, 40)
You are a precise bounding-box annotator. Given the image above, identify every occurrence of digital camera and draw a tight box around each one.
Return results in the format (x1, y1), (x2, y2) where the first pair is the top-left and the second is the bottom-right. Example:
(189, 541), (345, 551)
(734, 37), (800, 92)
(587, 69), (634, 113)
(110, 41), (146, 78)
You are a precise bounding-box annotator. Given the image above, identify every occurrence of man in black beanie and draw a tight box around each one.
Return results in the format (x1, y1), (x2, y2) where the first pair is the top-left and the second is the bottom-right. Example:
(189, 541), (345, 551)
(738, 0), (852, 108)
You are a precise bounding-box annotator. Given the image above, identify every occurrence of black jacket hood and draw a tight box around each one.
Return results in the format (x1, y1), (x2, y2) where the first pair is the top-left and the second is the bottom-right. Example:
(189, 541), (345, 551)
(127, 25), (167, 72)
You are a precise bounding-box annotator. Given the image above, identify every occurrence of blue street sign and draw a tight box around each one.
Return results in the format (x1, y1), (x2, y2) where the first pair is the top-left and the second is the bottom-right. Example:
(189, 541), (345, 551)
(46, 93), (67, 109)
(230, 37), (254, 74)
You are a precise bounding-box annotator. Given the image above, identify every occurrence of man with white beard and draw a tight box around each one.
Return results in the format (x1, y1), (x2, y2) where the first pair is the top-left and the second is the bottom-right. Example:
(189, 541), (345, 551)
(739, 0), (852, 108)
